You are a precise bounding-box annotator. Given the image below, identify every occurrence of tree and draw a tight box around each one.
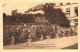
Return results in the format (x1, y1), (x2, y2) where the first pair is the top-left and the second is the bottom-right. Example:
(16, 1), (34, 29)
(3, 13), (6, 18)
(43, 3), (70, 27)
(22, 14), (35, 23)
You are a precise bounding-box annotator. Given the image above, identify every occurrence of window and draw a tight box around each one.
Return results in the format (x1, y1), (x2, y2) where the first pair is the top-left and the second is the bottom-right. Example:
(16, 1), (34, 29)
(74, 19), (78, 22)
(75, 23), (78, 25)
(60, 3), (63, 6)
(66, 8), (70, 17)
(74, 7), (78, 16)
(66, 3), (70, 5)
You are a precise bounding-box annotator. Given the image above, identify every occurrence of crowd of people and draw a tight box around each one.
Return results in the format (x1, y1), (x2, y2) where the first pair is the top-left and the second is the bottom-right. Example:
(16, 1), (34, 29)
(3, 24), (78, 45)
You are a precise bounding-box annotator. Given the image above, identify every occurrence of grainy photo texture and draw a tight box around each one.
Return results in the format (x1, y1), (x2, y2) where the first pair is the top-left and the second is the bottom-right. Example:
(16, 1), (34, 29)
(3, 1), (78, 49)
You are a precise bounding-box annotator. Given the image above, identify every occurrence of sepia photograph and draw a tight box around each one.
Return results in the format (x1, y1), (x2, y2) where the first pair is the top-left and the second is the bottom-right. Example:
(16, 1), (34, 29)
(3, 0), (78, 49)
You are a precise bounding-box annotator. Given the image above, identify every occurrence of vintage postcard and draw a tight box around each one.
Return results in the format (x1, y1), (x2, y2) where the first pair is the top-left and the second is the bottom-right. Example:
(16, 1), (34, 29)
(0, 0), (80, 52)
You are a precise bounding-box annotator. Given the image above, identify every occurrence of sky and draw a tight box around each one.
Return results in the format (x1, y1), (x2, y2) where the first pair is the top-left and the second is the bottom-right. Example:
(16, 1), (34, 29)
(3, 0), (78, 15)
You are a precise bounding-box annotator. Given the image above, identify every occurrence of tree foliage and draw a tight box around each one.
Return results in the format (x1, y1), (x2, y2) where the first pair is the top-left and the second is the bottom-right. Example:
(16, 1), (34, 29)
(43, 3), (70, 27)
(4, 9), (35, 24)
(3, 13), (6, 18)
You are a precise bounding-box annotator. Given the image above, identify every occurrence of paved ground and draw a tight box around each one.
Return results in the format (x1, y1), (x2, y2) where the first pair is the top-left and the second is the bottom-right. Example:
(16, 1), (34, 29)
(3, 36), (78, 49)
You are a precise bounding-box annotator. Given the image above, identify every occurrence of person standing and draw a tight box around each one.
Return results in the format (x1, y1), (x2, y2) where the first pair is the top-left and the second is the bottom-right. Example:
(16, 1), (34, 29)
(8, 30), (15, 45)
(14, 29), (20, 44)
(11, 36), (15, 45)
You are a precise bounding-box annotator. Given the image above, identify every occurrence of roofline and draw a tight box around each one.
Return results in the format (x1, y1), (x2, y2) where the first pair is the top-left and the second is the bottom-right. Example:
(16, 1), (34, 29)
(54, 3), (78, 7)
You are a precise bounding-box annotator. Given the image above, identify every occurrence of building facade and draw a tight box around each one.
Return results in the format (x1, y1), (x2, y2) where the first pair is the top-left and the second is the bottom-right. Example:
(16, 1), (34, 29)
(26, 3), (78, 26)
(54, 3), (78, 26)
